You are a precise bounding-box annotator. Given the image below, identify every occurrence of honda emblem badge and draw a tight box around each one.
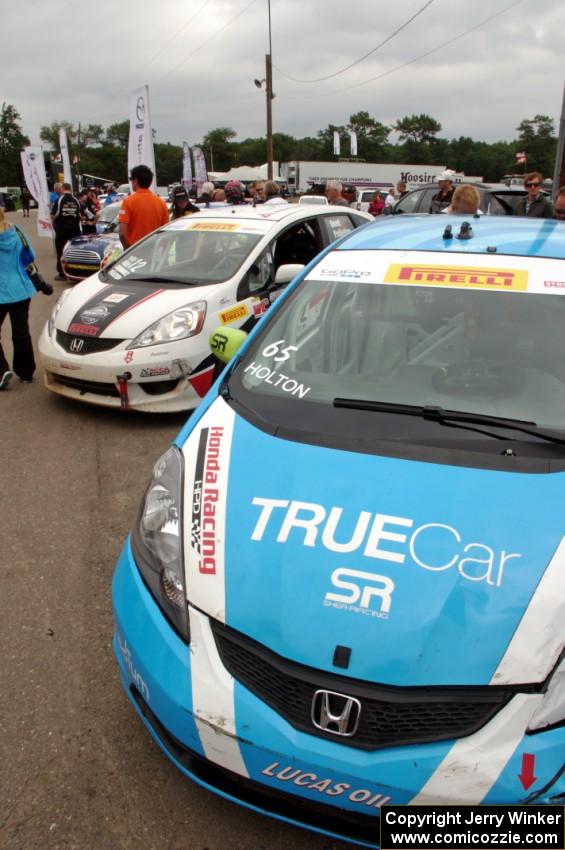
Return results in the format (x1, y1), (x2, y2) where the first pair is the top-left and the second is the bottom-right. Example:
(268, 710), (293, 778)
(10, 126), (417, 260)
(311, 689), (361, 737)
(70, 338), (84, 353)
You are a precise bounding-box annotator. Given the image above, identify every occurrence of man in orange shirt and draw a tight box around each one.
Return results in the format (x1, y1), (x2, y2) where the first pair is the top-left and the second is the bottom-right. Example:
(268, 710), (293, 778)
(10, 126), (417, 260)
(118, 165), (169, 248)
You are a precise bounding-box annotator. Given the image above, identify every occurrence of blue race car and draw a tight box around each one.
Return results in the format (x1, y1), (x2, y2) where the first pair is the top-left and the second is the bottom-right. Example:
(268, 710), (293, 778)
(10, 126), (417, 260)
(112, 214), (565, 846)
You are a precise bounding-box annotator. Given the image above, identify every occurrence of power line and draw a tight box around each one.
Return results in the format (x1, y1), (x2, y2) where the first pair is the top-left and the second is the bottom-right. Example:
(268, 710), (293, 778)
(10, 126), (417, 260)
(279, 0), (524, 100)
(138, 0), (214, 76)
(275, 0), (437, 83)
(153, 0), (259, 87)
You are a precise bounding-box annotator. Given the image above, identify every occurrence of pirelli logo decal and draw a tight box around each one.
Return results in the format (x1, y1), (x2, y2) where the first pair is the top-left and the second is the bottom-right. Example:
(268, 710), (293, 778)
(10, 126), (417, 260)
(186, 222), (240, 231)
(385, 264), (528, 291)
(220, 304), (249, 324)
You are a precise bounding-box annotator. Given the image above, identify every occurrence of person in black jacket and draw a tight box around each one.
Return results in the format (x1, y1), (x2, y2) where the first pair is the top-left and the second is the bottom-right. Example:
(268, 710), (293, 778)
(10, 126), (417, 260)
(515, 172), (553, 218)
(51, 183), (81, 280)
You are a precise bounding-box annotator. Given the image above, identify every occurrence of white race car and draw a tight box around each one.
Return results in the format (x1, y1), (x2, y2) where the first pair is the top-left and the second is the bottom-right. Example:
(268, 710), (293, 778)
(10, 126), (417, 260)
(39, 204), (372, 412)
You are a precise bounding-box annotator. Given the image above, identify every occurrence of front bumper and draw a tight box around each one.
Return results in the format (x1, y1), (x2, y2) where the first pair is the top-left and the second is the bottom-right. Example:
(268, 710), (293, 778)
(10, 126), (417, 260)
(111, 542), (565, 847)
(38, 325), (213, 413)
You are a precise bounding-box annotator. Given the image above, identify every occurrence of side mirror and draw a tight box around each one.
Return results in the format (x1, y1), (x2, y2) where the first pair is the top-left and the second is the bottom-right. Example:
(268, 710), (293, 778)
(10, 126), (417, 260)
(209, 326), (248, 365)
(274, 263), (305, 285)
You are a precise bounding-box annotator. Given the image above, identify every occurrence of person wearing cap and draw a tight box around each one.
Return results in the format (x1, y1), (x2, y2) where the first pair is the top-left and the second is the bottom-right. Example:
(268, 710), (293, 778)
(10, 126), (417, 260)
(197, 181), (216, 206)
(515, 172), (553, 218)
(170, 187), (200, 220)
(224, 180), (246, 205)
(104, 185), (119, 207)
(430, 170), (456, 213)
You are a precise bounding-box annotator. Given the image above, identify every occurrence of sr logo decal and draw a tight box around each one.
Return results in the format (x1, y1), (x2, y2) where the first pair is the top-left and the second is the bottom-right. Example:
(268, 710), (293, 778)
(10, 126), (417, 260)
(324, 568), (394, 618)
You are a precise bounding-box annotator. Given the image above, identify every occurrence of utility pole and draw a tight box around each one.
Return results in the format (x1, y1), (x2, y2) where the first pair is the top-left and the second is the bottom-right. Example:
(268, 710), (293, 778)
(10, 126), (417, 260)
(266, 53), (274, 180)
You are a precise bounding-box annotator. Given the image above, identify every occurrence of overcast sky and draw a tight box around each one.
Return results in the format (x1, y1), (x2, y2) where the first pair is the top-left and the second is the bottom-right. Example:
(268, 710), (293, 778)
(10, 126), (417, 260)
(4, 0), (564, 153)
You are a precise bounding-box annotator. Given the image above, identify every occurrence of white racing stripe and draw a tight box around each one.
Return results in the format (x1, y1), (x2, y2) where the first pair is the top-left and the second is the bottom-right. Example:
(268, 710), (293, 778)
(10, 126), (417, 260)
(490, 535), (565, 685)
(189, 607), (248, 776)
(409, 693), (542, 805)
(182, 397), (235, 623)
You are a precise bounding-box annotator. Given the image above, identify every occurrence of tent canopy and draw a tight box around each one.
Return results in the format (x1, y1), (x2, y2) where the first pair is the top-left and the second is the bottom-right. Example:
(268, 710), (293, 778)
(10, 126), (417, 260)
(212, 165), (285, 184)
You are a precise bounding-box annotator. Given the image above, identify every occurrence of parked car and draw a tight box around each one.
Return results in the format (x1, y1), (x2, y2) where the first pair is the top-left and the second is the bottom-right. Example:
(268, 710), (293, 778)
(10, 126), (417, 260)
(111, 213), (565, 845)
(40, 203), (372, 413)
(298, 194), (329, 205)
(60, 202), (122, 282)
(390, 182), (550, 216)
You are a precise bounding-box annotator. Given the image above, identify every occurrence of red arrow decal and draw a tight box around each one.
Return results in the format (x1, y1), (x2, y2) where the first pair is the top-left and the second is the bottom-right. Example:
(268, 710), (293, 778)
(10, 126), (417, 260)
(519, 753), (537, 790)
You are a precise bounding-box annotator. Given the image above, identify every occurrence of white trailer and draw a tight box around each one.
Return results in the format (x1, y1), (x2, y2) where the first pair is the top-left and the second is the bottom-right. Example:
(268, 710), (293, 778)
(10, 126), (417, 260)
(280, 161), (481, 194)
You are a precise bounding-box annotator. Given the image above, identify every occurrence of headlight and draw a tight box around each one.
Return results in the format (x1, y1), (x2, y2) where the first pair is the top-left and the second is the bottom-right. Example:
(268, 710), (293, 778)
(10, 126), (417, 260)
(528, 656), (565, 730)
(131, 447), (188, 640)
(48, 288), (72, 335)
(129, 301), (206, 349)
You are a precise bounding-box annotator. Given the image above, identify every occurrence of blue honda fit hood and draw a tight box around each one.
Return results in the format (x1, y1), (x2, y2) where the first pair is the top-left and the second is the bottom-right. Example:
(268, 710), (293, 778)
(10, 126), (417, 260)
(182, 397), (564, 689)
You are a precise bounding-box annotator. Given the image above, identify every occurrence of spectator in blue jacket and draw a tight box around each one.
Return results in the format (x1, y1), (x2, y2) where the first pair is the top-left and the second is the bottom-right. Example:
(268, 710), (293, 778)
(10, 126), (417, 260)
(0, 209), (39, 388)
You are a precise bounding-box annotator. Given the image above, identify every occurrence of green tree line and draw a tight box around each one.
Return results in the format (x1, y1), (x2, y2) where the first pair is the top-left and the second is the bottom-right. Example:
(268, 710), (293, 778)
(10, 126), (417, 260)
(0, 102), (557, 188)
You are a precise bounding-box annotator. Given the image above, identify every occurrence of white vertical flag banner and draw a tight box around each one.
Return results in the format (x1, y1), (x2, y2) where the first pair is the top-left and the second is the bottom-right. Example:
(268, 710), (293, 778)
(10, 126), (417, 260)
(349, 130), (358, 157)
(182, 142), (193, 193)
(20, 146), (53, 238)
(128, 85), (157, 192)
(58, 128), (73, 185)
(192, 146), (208, 196)
(333, 131), (340, 156)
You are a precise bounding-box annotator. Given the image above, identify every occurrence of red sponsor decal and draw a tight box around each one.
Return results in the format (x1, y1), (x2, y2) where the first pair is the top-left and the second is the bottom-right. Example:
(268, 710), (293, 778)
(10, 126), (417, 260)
(68, 323), (100, 336)
(189, 367), (215, 398)
(544, 280), (565, 289)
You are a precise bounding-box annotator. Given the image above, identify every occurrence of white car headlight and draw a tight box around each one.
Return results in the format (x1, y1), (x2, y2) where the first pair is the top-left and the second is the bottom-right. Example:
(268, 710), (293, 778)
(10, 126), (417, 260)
(528, 656), (565, 730)
(128, 301), (206, 349)
(48, 288), (72, 335)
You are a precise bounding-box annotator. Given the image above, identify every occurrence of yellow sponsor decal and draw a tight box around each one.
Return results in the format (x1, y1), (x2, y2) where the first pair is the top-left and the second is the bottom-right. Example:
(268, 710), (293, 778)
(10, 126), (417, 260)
(220, 304), (249, 324)
(385, 263), (528, 291)
(186, 222), (240, 231)
(65, 263), (98, 270)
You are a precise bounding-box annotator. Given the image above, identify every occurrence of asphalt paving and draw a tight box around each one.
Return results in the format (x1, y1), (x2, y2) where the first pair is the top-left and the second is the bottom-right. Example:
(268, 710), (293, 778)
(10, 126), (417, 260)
(0, 211), (347, 850)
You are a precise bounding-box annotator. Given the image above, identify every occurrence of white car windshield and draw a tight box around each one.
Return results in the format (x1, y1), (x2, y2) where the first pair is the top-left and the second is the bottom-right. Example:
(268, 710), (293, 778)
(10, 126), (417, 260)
(102, 227), (263, 285)
(233, 272), (565, 434)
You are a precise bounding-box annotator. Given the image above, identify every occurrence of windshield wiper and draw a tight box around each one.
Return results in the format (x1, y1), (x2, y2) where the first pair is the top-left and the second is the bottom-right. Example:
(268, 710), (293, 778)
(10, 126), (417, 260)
(333, 399), (565, 445)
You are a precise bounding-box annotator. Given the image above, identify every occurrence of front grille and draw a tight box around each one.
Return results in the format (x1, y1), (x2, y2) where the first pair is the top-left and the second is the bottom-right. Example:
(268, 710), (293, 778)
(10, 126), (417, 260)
(56, 330), (124, 355)
(63, 249), (101, 263)
(212, 620), (518, 751)
(52, 374), (120, 397)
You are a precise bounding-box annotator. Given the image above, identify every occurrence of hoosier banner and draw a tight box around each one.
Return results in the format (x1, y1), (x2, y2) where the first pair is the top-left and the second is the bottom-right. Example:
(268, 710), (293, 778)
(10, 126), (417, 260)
(20, 145), (53, 238)
(192, 146), (208, 196)
(128, 85), (157, 192)
(182, 142), (193, 193)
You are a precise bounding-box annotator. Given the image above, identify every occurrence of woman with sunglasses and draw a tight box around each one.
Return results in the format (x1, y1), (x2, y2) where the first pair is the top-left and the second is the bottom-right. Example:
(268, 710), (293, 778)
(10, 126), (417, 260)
(515, 172), (553, 218)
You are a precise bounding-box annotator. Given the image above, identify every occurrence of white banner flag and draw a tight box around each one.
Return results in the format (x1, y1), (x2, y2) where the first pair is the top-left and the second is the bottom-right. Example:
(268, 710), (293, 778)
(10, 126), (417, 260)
(349, 130), (358, 157)
(182, 142), (193, 193)
(20, 146), (53, 238)
(128, 85), (157, 192)
(58, 128), (73, 185)
(333, 131), (340, 156)
(192, 146), (208, 195)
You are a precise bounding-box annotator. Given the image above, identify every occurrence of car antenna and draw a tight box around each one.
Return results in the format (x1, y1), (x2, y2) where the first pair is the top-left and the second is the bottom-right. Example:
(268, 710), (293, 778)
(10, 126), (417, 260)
(442, 224), (453, 240)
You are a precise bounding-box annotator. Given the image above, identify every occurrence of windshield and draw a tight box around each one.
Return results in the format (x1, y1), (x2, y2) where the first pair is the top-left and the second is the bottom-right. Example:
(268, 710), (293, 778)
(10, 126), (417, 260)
(229, 272), (565, 438)
(103, 226), (263, 285)
(97, 203), (120, 223)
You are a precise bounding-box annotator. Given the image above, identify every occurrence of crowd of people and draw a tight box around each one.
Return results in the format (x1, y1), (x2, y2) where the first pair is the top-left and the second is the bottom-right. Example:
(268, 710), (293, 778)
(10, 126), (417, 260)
(2, 162), (565, 393)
